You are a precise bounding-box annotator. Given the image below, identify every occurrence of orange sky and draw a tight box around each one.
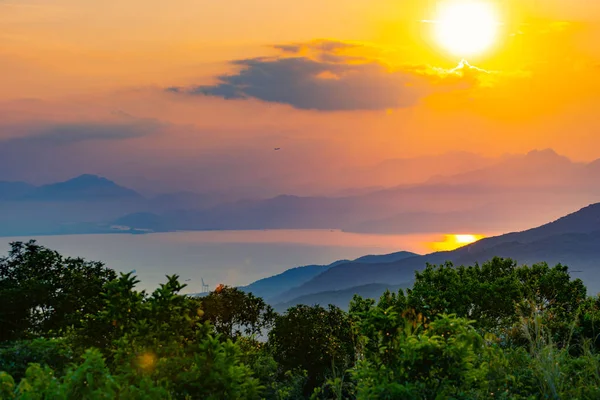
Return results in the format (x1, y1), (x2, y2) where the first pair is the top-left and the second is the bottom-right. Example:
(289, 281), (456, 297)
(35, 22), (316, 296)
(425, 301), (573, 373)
(1, 0), (600, 192)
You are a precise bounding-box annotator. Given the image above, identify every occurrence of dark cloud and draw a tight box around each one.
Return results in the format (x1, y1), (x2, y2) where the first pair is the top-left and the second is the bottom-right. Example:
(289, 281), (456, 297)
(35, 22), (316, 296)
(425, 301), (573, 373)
(274, 39), (360, 55)
(169, 57), (423, 111)
(0, 119), (161, 147)
(273, 44), (303, 54)
(167, 40), (499, 111)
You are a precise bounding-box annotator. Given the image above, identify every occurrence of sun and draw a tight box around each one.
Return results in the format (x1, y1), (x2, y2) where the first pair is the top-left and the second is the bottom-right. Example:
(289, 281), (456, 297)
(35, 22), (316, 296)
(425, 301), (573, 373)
(433, 1), (500, 57)
(453, 234), (481, 244)
(430, 234), (485, 252)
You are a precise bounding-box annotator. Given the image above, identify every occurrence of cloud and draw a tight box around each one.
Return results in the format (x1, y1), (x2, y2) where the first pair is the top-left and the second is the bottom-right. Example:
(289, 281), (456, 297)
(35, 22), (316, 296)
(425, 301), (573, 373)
(274, 40), (361, 55)
(0, 119), (162, 147)
(0, 116), (166, 185)
(167, 39), (504, 111)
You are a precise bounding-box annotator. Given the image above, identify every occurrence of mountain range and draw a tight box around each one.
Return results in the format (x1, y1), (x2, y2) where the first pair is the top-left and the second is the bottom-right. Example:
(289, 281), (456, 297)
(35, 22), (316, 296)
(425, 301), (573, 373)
(1, 149), (600, 237)
(240, 251), (418, 301)
(240, 203), (600, 310)
(110, 149), (600, 235)
(2, 154), (600, 308)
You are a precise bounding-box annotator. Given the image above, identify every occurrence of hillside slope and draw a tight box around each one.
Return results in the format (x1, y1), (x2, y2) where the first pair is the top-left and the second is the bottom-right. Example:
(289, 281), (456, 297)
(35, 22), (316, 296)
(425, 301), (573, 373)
(275, 203), (600, 304)
(243, 251), (418, 301)
(273, 283), (409, 312)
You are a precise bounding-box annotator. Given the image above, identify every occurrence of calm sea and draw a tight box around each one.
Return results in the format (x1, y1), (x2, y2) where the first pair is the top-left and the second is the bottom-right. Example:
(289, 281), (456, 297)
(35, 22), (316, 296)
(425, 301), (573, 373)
(0, 230), (475, 293)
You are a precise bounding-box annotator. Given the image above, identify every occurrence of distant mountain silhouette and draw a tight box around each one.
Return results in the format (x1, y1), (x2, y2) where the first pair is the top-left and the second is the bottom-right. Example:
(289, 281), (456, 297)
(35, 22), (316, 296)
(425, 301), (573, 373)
(242, 251), (418, 302)
(343, 201), (587, 235)
(0, 181), (35, 200)
(240, 260), (351, 301)
(273, 283), (409, 312)
(426, 149), (587, 188)
(463, 203), (600, 252)
(2, 149), (600, 237)
(337, 151), (496, 189)
(149, 191), (230, 212)
(270, 203), (600, 305)
(23, 174), (142, 202)
(353, 251), (421, 264)
(0, 175), (147, 236)
(113, 212), (167, 231)
(116, 195), (366, 231)
(111, 149), (600, 235)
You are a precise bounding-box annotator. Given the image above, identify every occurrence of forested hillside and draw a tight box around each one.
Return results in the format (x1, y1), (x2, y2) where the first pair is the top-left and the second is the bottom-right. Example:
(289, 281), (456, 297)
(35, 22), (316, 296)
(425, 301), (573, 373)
(1, 241), (600, 399)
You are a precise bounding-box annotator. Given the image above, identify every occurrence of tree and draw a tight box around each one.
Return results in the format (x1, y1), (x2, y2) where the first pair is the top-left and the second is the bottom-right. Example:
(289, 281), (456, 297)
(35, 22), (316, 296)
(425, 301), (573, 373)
(407, 258), (521, 330)
(406, 257), (587, 340)
(200, 286), (275, 340)
(0, 349), (169, 399)
(84, 274), (263, 399)
(268, 304), (356, 396)
(353, 314), (498, 399)
(0, 241), (116, 342)
(350, 289), (411, 364)
(577, 295), (600, 350)
(0, 338), (74, 383)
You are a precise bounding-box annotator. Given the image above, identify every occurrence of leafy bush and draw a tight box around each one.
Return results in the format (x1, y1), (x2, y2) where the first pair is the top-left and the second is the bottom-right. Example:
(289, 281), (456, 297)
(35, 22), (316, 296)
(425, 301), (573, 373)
(269, 304), (356, 395)
(2, 243), (600, 399)
(0, 338), (74, 383)
(0, 241), (116, 342)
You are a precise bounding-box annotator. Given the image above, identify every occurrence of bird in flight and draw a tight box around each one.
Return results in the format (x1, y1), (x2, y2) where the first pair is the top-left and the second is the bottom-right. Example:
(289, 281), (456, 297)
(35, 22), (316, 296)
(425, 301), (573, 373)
(274, 147), (281, 151)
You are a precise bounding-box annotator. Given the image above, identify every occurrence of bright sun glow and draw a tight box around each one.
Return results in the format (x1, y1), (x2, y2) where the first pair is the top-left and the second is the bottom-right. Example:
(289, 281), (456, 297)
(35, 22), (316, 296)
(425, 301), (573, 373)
(454, 234), (480, 244)
(430, 234), (485, 251)
(434, 1), (499, 56)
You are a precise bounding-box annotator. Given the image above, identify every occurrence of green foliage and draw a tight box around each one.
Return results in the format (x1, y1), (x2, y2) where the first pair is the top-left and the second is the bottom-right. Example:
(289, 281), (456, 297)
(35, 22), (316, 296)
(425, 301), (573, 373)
(200, 286), (275, 340)
(0, 338), (74, 382)
(489, 316), (600, 399)
(1, 349), (169, 399)
(269, 304), (355, 395)
(577, 295), (600, 349)
(1, 249), (265, 399)
(3, 242), (600, 399)
(89, 274), (262, 399)
(0, 372), (16, 399)
(407, 258), (587, 342)
(310, 361), (355, 400)
(0, 240), (116, 342)
(408, 258), (521, 329)
(353, 314), (493, 399)
(73, 272), (147, 353)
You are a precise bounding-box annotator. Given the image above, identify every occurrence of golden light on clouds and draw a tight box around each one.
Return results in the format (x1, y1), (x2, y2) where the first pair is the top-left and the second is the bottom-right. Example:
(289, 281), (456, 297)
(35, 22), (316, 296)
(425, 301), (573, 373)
(430, 234), (485, 251)
(432, 1), (501, 57)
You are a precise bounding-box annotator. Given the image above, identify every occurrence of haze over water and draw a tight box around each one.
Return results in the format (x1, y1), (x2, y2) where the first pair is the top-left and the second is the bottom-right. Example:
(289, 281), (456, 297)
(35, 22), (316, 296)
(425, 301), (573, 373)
(0, 230), (497, 293)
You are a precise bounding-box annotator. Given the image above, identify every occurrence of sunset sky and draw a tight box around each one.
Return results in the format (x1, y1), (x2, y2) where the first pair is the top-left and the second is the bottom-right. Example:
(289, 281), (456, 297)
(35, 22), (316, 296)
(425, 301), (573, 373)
(2, 0), (600, 195)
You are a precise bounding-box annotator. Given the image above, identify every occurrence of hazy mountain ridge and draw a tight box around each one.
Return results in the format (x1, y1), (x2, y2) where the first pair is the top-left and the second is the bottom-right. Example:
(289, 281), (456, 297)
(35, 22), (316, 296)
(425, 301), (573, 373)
(267, 203), (600, 306)
(335, 151), (497, 189)
(241, 251), (418, 301)
(273, 283), (409, 312)
(425, 149), (587, 188)
(268, 252), (425, 304)
(24, 174), (142, 202)
(113, 150), (600, 235)
(239, 260), (349, 301)
(0, 174), (142, 202)
(0, 181), (35, 201)
(2, 149), (600, 237)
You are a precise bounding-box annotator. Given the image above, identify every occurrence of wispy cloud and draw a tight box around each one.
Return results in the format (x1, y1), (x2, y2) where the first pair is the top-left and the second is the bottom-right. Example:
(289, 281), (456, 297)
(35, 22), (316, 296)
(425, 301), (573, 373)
(0, 119), (162, 147)
(167, 39), (514, 111)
